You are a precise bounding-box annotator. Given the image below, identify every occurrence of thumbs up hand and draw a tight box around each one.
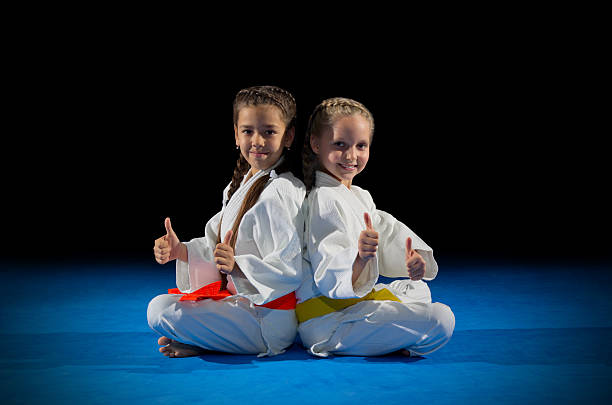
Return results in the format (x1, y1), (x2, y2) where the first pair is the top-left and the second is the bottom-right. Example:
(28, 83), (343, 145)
(358, 212), (379, 262)
(405, 237), (426, 281)
(154, 217), (184, 264)
(214, 230), (235, 274)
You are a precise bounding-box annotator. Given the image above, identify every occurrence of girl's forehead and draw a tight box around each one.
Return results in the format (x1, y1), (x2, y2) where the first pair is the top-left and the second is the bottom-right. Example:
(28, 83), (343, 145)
(238, 104), (284, 123)
(330, 115), (372, 137)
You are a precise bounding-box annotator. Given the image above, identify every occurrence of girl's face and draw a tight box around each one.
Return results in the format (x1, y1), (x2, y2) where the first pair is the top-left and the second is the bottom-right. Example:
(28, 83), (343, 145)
(234, 105), (294, 174)
(311, 114), (371, 188)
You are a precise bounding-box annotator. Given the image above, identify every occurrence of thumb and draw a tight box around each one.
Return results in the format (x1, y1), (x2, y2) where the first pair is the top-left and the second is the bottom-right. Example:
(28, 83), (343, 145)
(165, 217), (175, 237)
(364, 212), (374, 230)
(223, 230), (233, 245)
(406, 237), (413, 259)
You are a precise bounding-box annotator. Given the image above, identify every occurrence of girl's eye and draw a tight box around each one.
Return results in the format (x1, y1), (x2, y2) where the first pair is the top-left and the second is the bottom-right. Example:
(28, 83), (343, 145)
(357, 143), (368, 150)
(334, 142), (345, 147)
(242, 129), (253, 135)
(265, 130), (276, 136)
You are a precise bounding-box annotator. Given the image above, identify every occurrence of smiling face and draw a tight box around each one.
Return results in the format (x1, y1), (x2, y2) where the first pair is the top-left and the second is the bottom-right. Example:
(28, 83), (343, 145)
(310, 114), (372, 188)
(234, 104), (294, 174)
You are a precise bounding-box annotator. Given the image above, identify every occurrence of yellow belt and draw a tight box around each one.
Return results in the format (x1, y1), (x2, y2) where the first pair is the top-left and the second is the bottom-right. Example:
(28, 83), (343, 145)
(295, 288), (401, 324)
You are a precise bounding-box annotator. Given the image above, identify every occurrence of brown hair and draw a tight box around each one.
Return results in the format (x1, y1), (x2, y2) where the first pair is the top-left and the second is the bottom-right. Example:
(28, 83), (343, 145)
(218, 85), (297, 249)
(302, 97), (374, 191)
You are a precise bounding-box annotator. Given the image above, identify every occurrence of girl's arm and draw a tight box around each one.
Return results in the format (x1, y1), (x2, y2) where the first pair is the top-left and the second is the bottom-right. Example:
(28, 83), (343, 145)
(352, 255), (368, 284)
(374, 209), (438, 280)
(174, 211), (223, 292)
(310, 198), (379, 299)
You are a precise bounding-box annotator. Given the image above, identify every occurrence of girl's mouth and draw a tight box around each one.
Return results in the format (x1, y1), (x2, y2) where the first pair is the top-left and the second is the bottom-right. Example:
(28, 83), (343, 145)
(250, 151), (269, 158)
(338, 163), (357, 171)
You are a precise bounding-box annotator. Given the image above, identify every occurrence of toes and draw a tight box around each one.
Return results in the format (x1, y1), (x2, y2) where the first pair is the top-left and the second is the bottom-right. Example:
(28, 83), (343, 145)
(158, 340), (204, 358)
(159, 343), (178, 357)
(159, 346), (173, 354)
(158, 336), (172, 345)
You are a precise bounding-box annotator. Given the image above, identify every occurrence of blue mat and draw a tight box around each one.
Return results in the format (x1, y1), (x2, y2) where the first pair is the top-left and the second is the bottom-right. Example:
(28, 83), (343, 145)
(1, 259), (611, 404)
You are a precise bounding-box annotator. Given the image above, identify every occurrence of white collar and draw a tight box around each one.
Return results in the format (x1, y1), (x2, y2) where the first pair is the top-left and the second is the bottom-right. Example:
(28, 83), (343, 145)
(242, 156), (284, 186)
(315, 170), (344, 188)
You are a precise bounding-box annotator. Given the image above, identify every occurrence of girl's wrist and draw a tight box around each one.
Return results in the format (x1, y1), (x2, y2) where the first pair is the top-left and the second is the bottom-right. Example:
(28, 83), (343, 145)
(177, 243), (188, 262)
(352, 254), (369, 282)
(355, 254), (370, 267)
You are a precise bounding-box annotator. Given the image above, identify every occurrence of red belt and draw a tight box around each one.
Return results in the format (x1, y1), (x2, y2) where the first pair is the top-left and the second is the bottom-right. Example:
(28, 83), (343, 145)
(168, 280), (296, 310)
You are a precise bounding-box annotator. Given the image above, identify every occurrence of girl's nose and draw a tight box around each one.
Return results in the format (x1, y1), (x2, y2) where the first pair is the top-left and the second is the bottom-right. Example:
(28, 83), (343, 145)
(252, 133), (265, 146)
(345, 147), (357, 161)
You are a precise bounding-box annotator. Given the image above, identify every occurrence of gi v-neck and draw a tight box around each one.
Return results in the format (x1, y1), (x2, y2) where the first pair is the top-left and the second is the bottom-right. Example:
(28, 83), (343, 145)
(315, 170), (370, 226)
(224, 157), (284, 212)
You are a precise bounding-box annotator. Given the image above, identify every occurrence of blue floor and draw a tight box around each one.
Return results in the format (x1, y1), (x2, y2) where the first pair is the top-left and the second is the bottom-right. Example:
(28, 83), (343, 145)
(1, 259), (611, 404)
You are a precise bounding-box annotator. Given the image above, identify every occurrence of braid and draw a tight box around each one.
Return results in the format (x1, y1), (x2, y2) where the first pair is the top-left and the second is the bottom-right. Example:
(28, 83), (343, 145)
(302, 97), (375, 191)
(302, 132), (318, 192)
(226, 153), (250, 204)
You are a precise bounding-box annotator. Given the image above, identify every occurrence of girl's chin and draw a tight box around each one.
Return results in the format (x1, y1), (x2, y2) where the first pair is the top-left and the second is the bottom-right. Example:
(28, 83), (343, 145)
(339, 173), (357, 180)
(327, 169), (358, 181)
(248, 159), (274, 172)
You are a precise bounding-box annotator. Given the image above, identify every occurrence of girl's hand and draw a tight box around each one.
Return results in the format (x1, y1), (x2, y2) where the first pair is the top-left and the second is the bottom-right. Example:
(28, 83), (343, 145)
(154, 217), (184, 264)
(214, 230), (235, 274)
(405, 237), (426, 280)
(358, 212), (379, 262)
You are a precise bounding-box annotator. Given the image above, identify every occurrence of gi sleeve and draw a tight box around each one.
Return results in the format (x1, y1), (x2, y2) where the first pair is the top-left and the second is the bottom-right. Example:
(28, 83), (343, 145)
(175, 211), (222, 292)
(308, 194), (378, 299)
(373, 209), (438, 280)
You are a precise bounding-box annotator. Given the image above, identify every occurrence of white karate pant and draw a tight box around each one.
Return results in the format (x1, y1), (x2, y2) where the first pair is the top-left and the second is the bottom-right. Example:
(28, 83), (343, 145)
(147, 293), (297, 357)
(298, 280), (455, 357)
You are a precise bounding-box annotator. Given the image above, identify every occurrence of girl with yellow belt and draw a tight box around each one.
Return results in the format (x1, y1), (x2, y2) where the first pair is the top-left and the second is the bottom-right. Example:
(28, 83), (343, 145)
(296, 97), (455, 357)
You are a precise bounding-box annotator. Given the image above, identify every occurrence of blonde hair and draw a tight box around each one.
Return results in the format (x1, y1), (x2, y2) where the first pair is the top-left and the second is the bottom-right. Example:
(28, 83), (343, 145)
(302, 97), (374, 191)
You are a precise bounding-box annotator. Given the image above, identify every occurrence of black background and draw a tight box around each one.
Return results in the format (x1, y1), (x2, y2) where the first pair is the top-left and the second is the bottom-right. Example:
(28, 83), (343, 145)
(5, 25), (609, 268)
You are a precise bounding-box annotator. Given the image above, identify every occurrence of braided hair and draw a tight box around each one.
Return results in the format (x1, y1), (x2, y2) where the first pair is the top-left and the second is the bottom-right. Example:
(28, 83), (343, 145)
(218, 85), (297, 249)
(302, 97), (374, 191)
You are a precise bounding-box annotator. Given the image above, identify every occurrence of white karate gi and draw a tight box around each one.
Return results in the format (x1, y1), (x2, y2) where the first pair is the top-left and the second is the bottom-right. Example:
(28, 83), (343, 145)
(296, 171), (455, 357)
(148, 161), (306, 357)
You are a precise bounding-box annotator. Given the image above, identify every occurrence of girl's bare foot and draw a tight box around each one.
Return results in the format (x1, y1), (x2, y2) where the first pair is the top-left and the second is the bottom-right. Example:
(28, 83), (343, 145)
(157, 336), (207, 358)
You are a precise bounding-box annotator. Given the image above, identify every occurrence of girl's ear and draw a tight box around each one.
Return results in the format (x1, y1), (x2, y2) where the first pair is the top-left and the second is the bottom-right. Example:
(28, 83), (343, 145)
(234, 125), (239, 147)
(310, 134), (320, 154)
(284, 127), (295, 148)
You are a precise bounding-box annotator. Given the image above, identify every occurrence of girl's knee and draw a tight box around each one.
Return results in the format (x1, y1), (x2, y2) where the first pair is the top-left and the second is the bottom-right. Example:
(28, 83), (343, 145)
(431, 302), (455, 340)
(147, 294), (178, 329)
